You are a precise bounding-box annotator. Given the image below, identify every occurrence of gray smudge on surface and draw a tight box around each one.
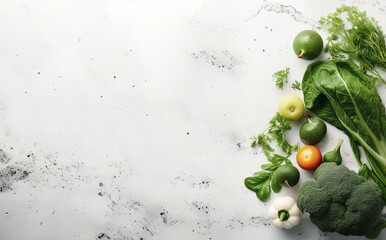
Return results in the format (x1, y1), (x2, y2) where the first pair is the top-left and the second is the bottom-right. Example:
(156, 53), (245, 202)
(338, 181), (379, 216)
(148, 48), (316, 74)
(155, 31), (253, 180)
(191, 50), (245, 72)
(0, 165), (29, 192)
(247, 3), (319, 27)
(0, 149), (11, 164)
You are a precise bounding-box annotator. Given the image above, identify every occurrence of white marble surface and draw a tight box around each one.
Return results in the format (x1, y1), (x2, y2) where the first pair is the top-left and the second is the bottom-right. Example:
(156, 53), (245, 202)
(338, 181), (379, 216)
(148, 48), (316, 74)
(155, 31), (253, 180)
(0, 0), (386, 239)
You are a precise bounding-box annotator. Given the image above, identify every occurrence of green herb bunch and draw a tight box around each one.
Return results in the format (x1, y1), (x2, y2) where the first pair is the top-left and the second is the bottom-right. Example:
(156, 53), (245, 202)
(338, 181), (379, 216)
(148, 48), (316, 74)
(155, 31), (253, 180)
(320, 5), (386, 85)
(247, 113), (298, 201)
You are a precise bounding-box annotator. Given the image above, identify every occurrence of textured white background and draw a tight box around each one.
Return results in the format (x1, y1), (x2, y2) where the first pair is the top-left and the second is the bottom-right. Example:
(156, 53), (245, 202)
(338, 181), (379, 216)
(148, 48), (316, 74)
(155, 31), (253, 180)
(0, 0), (386, 239)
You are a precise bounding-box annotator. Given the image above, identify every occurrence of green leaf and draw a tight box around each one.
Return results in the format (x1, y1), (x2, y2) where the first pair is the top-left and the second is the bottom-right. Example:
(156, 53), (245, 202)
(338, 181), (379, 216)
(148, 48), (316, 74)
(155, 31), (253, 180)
(255, 133), (274, 158)
(252, 171), (272, 180)
(244, 171), (271, 192)
(273, 67), (290, 90)
(256, 180), (271, 201)
(291, 80), (301, 91)
(268, 113), (294, 154)
(251, 135), (258, 148)
(271, 173), (282, 193)
(270, 154), (288, 165)
(285, 158), (293, 165)
(244, 177), (260, 191)
(261, 163), (278, 171)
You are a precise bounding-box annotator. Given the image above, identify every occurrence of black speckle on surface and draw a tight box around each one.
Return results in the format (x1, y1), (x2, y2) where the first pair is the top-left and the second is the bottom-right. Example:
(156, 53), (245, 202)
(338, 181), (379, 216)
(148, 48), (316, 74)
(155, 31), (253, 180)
(0, 149), (11, 164)
(192, 178), (213, 189)
(0, 166), (29, 192)
(159, 209), (168, 224)
(191, 50), (244, 72)
(249, 216), (271, 226)
(96, 233), (111, 239)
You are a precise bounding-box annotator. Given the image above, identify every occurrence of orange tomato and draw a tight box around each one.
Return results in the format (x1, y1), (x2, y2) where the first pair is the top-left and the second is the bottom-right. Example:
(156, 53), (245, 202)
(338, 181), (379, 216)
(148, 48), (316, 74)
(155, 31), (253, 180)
(296, 145), (322, 171)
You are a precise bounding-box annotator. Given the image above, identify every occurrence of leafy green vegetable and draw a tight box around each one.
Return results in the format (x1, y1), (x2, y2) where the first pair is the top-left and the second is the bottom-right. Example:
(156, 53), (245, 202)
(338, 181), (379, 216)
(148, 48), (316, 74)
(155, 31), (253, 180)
(302, 60), (386, 199)
(291, 80), (301, 90)
(251, 133), (273, 158)
(268, 113), (294, 154)
(251, 113), (296, 156)
(273, 67), (289, 89)
(244, 154), (292, 201)
(247, 112), (299, 201)
(320, 5), (386, 85)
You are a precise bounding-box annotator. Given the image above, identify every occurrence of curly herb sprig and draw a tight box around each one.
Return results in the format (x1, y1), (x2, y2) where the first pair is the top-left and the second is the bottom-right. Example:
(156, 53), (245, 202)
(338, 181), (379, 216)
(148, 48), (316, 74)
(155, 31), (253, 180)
(320, 5), (386, 85)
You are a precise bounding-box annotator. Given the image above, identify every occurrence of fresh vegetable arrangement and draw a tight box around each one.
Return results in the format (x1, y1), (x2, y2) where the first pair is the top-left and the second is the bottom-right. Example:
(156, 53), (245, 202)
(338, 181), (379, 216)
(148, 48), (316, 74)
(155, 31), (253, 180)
(244, 4), (386, 239)
(302, 60), (386, 199)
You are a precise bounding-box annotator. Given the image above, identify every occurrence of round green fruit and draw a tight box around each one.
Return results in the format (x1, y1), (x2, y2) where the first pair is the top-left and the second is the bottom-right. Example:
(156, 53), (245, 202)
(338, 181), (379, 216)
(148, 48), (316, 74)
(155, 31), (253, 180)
(274, 165), (300, 187)
(299, 116), (327, 145)
(293, 30), (323, 60)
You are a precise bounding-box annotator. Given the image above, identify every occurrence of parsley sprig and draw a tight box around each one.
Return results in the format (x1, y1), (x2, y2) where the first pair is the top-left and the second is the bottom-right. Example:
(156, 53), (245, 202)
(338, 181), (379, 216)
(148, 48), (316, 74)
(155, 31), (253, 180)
(291, 80), (301, 91)
(272, 67), (290, 90)
(251, 113), (297, 157)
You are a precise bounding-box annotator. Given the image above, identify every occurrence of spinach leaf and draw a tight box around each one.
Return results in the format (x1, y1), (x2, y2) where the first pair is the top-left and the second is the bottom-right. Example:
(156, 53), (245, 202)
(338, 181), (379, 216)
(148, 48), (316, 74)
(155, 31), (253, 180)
(302, 60), (386, 198)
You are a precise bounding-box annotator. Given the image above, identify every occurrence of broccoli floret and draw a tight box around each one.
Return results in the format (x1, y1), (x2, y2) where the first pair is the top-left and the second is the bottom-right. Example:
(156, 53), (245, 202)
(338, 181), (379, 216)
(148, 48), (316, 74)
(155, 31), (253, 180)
(297, 162), (385, 238)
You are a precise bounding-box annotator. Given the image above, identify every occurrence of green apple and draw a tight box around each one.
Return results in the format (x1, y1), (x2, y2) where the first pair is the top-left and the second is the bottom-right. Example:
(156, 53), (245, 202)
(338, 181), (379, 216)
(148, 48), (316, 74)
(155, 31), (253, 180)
(278, 94), (304, 121)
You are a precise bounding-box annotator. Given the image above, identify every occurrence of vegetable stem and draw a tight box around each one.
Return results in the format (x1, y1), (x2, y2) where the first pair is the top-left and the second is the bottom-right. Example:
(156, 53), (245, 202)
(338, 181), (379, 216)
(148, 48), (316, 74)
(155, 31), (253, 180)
(298, 50), (305, 58)
(278, 209), (290, 221)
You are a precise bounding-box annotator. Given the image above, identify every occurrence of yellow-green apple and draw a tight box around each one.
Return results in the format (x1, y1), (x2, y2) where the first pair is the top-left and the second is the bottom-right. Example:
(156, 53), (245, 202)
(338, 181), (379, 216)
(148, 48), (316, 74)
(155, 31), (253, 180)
(278, 94), (304, 121)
